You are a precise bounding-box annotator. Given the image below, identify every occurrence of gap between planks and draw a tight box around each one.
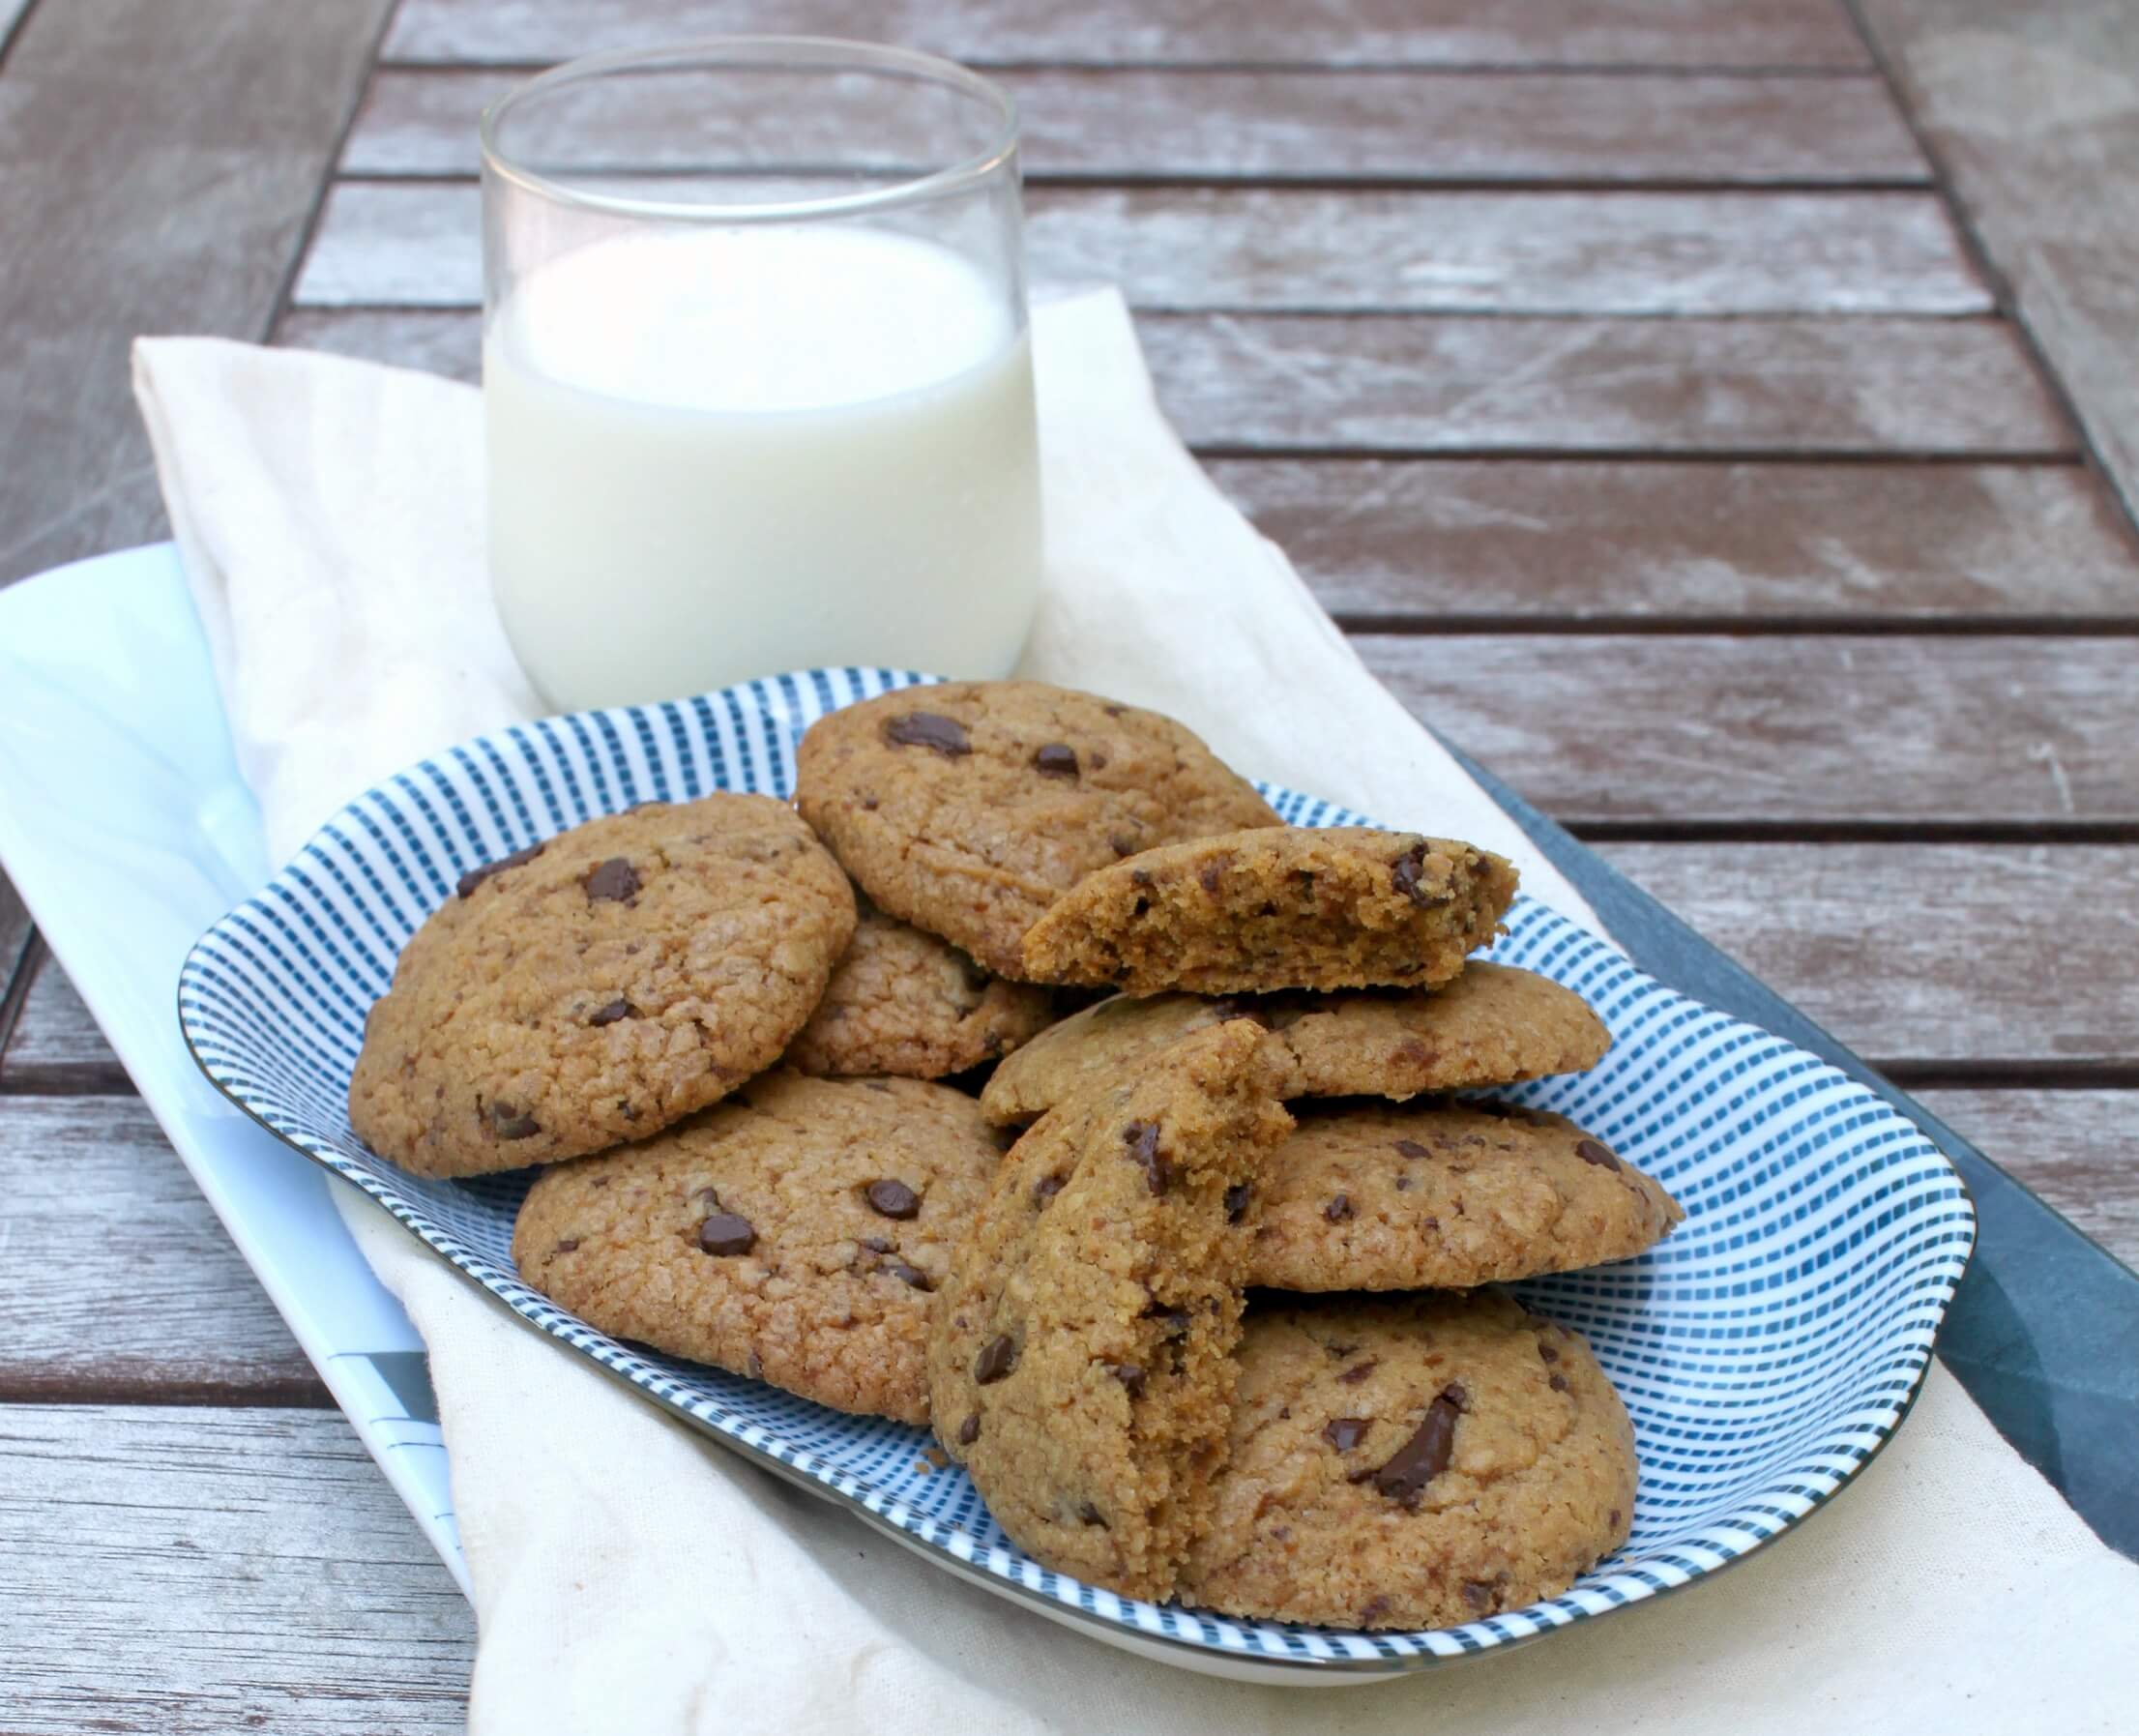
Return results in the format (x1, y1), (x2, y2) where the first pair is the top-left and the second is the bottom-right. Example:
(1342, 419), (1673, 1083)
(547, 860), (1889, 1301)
(339, 66), (1929, 185)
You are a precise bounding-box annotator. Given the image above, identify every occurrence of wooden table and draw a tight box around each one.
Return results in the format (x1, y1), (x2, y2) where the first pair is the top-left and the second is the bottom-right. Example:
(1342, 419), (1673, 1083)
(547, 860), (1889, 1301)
(3, 0), (2135, 1725)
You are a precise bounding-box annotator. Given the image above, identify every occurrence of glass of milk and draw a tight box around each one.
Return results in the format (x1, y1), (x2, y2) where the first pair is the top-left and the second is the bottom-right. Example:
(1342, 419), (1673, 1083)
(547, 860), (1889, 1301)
(480, 40), (1041, 710)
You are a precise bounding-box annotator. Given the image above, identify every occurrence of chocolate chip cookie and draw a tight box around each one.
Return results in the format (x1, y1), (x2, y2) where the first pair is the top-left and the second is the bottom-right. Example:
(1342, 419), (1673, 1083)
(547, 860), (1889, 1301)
(512, 1072), (1001, 1423)
(793, 682), (1279, 980)
(1248, 1101), (1682, 1291)
(783, 903), (1057, 1078)
(1018, 828), (1518, 995)
(1179, 1292), (1636, 1630)
(350, 796), (855, 1178)
(979, 962), (1609, 1123)
(928, 1021), (1294, 1603)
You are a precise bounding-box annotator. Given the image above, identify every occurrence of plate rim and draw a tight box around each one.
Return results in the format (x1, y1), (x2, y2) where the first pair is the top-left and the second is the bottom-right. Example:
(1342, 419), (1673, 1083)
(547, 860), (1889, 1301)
(172, 677), (1978, 1678)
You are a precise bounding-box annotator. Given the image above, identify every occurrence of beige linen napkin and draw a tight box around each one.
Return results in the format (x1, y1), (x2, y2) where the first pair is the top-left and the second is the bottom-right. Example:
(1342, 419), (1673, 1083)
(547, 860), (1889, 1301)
(133, 291), (2133, 1734)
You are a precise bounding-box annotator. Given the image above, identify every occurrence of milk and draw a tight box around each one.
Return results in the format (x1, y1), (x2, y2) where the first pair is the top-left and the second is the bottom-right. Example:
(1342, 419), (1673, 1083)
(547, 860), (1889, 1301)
(484, 226), (1042, 710)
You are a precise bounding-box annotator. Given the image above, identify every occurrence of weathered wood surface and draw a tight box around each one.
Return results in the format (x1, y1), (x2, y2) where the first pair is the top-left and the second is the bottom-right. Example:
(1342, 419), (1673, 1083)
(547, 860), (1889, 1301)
(0, 947), (133, 1092)
(1210, 459), (2139, 623)
(296, 182), (1987, 315)
(1597, 843), (2139, 1073)
(381, 0), (1874, 71)
(0, 1402), (473, 1735)
(0, 0), (395, 588)
(346, 66), (1928, 184)
(13, 841), (2137, 1081)
(274, 307), (2070, 457)
(1857, 0), (2139, 522)
(1917, 1091), (2139, 1273)
(1363, 634), (2139, 826)
(0, 1094), (319, 1401)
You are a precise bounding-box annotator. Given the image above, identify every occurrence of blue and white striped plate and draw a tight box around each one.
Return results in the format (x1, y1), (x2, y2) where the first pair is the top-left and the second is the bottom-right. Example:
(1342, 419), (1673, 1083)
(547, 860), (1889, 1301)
(179, 669), (1975, 1681)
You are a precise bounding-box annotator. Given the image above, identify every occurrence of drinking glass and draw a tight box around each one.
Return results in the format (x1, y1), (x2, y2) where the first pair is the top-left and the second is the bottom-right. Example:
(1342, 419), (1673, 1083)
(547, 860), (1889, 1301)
(481, 39), (1040, 710)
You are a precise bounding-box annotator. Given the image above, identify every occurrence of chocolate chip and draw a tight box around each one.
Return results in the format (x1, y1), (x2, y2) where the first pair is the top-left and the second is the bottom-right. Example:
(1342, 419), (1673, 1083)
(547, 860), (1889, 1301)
(1608, 1508), (1623, 1530)
(1338, 1358), (1378, 1385)
(865, 1179), (922, 1220)
(455, 841), (544, 898)
(1101, 703), (1125, 717)
(974, 1335), (1018, 1384)
(1461, 1580), (1495, 1613)
(883, 711), (970, 756)
(884, 1258), (933, 1292)
(1324, 1193), (1354, 1223)
(1106, 1362), (1146, 1398)
(490, 1102), (541, 1140)
(1079, 1502), (1108, 1528)
(1197, 861), (1224, 894)
(1144, 1303), (1191, 1340)
(1538, 1342), (1561, 1364)
(1324, 1340), (1358, 1360)
(957, 1413), (981, 1446)
(1358, 1595), (1393, 1627)
(1393, 1138), (1430, 1161)
(1124, 1120), (1168, 1194)
(860, 1236), (894, 1253)
(1576, 1138), (1623, 1171)
(1390, 842), (1427, 902)
(1322, 1417), (1372, 1453)
(696, 1213), (756, 1256)
(1109, 833), (1138, 857)
(1033, 743), (1079, 778)
(1033, 1173), (1066, 1207)
(1421, 1213), (1439, 1229)
(1224, 1183), (1252, 1224)
(550, 1238), (579, 1255)
(1128, 868), (1154, 888)
(1548, 1373), (1569, 1393)
(1394, 1177), (1413, 1192)
(583, 857), (641, 903)
(588, 998), (635, 1026)
(1371, 1385), (1465, 1508)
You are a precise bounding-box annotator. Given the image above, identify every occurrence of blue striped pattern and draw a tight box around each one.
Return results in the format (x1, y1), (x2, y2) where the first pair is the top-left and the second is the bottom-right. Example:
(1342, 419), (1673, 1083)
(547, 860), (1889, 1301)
(178, 668), (1975, 1674)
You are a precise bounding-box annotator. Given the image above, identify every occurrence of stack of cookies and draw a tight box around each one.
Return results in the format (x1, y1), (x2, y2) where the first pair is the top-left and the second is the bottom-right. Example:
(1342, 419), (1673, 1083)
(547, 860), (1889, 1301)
(345, 679), (1683, 1633)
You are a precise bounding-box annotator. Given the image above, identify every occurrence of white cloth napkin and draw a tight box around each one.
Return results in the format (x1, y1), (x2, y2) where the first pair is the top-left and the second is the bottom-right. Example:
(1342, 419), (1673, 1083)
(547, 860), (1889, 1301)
(133, 291), (2134, 1734)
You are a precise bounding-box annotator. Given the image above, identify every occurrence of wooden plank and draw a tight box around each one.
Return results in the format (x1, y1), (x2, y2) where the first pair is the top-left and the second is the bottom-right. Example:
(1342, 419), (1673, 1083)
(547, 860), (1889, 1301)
(16, 842), (2138, 1077)
(1858, 0), (2139, 525)
(0, 0), (395, 587)
(0, 1403), (471, 1733)
(1208, 459), (2139, 622)
(344, 67), (1927, 184)
(293, 182), (1986, 315)
(0, 951), (132, 1092)
(1134, 313), (2067, 455)
(0, 1095), (320, 1400)
(1597, 843), (2139, 1069)
(1914, 1090), (2139, 1271)
(382, 0), (1872, 70)
(274, 308), (2070, 456)
(1364, 635), (2138, 825)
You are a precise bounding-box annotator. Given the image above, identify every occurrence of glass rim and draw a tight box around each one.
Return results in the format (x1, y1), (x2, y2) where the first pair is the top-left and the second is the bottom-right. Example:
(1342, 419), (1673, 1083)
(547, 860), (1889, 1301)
(479, 36), (1020, 224)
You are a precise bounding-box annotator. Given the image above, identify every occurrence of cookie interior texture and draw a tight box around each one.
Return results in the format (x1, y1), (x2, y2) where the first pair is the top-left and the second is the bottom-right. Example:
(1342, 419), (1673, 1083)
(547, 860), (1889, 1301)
(927, 1021), (1295, 1603)
(1019, 828), (1519, 995)
(980, 961), (1609, 1124)
(350, 793), (856, 1177)
(793, 680), (1280, 979)
(1247, 1101), (1683, 1291)
(1179, 1292), (1637, 1630)
(511, 1072), (1001, 1424)
(783, 903), (1058, 1078)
